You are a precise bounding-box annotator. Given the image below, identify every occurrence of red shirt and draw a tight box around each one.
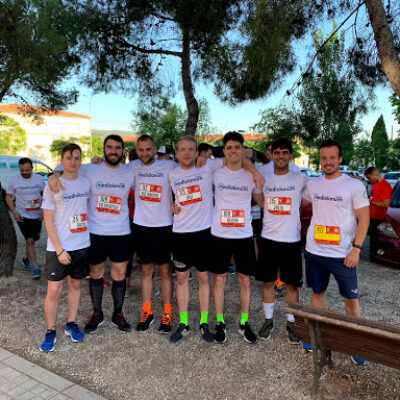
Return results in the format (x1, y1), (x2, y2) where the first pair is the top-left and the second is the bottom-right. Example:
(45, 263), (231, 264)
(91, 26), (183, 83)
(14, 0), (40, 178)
(128, 189), (135, 219)
(370, 178), (392, 220)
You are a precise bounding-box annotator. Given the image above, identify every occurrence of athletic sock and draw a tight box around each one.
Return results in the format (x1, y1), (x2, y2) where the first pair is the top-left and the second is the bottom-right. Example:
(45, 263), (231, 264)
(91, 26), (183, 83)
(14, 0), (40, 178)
(287, 312), (295, 323)
(240, 312), (249, 325)
(263, 302), (274, 319)
(143, 301), (152, 315)
(89, 278), (104, 313)
(200, 311), (208, 325)
(112, 279), (126, 313)
(164, 303), (172, 315)
(216, 313), (224, 323)
(180, 311), (188, 326)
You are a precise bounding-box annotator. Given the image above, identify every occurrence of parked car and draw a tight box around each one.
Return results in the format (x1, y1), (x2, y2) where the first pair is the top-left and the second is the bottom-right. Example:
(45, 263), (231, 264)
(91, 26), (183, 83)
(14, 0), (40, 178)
(339, 165), (349, 172)
(373, 182), (400, 265)
(300, 167), (319, 177)
(0, 155), (53, 189)
(383, 171), (400, 188)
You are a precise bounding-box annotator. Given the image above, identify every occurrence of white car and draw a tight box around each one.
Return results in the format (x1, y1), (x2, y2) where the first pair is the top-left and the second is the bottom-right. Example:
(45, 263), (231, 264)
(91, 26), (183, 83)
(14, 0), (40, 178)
(300, 167), (319, 177)
(383, 171), (400, 188)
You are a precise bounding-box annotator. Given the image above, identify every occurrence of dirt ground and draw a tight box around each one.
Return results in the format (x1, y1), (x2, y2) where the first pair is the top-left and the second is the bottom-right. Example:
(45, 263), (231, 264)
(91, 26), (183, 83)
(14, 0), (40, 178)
(0, 221), (399, 400)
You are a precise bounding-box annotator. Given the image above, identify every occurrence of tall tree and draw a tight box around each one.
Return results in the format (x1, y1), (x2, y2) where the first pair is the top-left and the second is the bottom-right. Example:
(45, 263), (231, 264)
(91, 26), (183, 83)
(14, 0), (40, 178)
(352, 137), (374, 168)
(371, 114), (390, 169)
(0, 0), (80, 109)
(0, 115), (27, 155)
(78, 0), (241, 135)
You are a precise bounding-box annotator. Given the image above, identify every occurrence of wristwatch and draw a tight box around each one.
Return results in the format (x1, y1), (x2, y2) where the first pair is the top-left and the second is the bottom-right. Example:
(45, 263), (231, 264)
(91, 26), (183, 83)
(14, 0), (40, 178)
(352, 243), (362, 250)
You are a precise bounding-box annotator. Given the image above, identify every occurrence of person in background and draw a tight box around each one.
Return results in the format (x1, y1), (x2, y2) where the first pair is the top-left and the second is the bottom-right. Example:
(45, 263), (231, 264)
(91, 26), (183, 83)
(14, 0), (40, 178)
(156, 145), (173, 161)
(198, 143), (214, 159)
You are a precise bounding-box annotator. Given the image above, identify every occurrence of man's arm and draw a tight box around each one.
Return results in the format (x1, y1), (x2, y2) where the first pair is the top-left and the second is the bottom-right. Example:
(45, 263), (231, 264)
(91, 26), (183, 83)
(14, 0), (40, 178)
(5, 193), (23, 222)
(252, 192), (264, 208)
(370, 198), (391, 208)
(242, 158), (265, 189)
(344, 206), (370, 268)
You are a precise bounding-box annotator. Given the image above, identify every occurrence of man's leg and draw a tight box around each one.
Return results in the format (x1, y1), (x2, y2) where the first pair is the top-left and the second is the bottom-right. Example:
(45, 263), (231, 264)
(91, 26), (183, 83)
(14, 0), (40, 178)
(26, 238), (37, 266)
(44, 281), (63, 329)
(344, 297), (361, 317)
(285, 284), (301, 345)
(238, 272), (251, 317)
(176, 269), (190, 323)
(158, 263), (172, 333)
(137, 263), (155, 331)
(213, 273), (226, 317)
(198, 271), (210, 319)
(67, 277), (82, 323)
(311, 291), (326, 309)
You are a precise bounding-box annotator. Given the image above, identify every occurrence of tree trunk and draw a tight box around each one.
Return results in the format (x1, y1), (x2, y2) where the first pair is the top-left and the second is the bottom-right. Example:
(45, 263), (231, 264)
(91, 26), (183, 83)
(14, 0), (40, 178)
(181, 32), (199, 136)
(0, 186), (17, 276)
(365, 0), (400, 97)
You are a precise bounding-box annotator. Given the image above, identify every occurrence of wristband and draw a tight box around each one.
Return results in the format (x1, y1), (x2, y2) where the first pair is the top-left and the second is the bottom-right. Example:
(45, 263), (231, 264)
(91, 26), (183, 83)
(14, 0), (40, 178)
(352, 243), (362, 250)
(57, 249), (65, 257)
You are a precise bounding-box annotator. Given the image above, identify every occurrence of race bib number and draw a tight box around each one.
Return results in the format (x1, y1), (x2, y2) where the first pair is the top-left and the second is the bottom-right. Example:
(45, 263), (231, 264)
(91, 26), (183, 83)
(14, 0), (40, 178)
(314, 225), (341, 245)
(221, 209), (245, 227)
(96, 195), (122, 214)
(25, 199), (41, 211)
(69, 214), (88, 233)
(139, 183), (162, 202)
(177, 185), (202, 206)
(266, 197), (292, 215)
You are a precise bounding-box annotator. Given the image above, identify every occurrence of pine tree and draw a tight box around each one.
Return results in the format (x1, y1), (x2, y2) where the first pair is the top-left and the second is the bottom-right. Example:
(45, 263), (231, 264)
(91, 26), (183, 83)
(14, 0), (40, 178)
(371, 115), (389, 169)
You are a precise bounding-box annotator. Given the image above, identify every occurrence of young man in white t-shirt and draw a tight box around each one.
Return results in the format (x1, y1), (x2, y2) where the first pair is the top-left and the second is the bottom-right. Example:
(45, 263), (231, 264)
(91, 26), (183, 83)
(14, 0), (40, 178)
(6, 157), (45, 278)
(302, 139), (370, 365)
(40, 144), (90, 352)
(254, 138), (307, 344)
(211, 132), (259, 344)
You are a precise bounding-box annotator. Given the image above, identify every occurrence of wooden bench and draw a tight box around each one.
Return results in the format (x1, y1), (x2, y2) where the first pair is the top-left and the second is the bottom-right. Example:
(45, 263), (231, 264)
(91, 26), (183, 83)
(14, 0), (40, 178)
(285, 302), (400, 397)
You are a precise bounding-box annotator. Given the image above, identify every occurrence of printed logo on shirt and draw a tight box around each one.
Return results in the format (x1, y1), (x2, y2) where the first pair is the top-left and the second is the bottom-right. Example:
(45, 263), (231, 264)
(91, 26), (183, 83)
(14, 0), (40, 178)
(138, 172), (164, 178)
(264, 185), (295, 193)
(63, 192), (89, 203)
(313, 194), (344, 203)
(16, 184), (42, 191)
(96, 181), (126, 190)
(217, 183), (249, 192)
(174, 175), (203, 188)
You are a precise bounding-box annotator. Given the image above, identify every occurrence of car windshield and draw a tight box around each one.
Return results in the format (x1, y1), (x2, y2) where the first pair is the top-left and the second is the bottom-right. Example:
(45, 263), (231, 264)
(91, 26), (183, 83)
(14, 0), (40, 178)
(390, 183), (400, 208)
(384, 172), (400, 180)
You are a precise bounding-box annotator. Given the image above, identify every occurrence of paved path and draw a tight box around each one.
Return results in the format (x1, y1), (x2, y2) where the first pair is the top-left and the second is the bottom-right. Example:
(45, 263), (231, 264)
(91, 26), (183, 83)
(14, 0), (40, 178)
(0, 348), (106, 400)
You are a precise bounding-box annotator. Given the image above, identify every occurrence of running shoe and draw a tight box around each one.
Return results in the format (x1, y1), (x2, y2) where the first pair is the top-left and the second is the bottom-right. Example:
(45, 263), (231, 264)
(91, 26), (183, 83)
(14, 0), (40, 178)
(258, 318), (274, 340)
(65, 322), (85, 342)
(40, 330), (56, 352)
(112, 312), (131, 332)
(199, 323), (214, 343)
(170, 323), (190, 343)
(275, 283), (286, 297)
(214, 322), (227, 344)
(158, 313), (172, 333)
(286, 321), (301, 345)
(351, 356), (367, 365)
(302, 342), (313, 352)
(238, 322), (257, 344)
(227, 265), (235, 275)
(32, 268), (41, 279)
(136, 312), (154, 332)
(84, 311), (105, 334)
(22, 257), (31, 271)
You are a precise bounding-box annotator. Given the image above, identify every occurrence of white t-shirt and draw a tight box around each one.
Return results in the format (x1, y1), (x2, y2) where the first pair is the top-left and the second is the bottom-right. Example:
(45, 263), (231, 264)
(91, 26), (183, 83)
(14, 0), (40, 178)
(6, 173), (45, 219)
(130, 159), (177, 227)
(80, 163), (135, 236)
(303, 174), (369, 258)
(211, 167), (255, 239)
(169, 158), (223, 233)
(259, 161), (301, 174)
(42, 176), (90, 251)
(261, 170), (307, 243)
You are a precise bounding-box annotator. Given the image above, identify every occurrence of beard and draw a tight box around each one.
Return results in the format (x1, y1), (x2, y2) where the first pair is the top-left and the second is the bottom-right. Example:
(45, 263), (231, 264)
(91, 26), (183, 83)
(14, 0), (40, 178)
(104, 153), (123, 166)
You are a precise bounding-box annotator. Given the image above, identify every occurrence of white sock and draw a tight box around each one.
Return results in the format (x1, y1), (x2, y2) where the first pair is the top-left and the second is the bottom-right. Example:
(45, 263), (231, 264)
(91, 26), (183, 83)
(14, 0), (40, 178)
(263, 302), (274, 319)
(287, 313), (295, 323)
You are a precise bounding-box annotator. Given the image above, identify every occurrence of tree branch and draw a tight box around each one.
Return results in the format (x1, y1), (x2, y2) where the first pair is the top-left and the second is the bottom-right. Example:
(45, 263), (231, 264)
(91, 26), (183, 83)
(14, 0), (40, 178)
(116, 37), (182, 57)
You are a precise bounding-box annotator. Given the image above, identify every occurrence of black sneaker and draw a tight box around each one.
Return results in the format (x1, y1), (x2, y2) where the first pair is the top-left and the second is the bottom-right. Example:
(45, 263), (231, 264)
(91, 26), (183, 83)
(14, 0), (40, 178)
(200, 323), (214, 343)
(137, 312), (154, 332)
(170, 323), (190, 342)
(158, 313), (172, 334)
(84, 311), (105, 334)
(112, 312), (131, 332)
(214, 322), (227, 344)
(258, 318), (274, 340)
(286, 321), (301, 344)
(238, 322), (257, 344)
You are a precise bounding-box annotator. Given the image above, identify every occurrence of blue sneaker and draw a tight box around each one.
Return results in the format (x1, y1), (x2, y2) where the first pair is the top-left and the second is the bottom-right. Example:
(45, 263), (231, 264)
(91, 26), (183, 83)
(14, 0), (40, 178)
(351, 356), (367, 365)
(22, 257), (31, 271)
(65, 322), (85, 342)
(40, 330), (56, 352)
(33, 268), (41, 279)
(302, 342), (313, 352)
(227, 265), (235, 275)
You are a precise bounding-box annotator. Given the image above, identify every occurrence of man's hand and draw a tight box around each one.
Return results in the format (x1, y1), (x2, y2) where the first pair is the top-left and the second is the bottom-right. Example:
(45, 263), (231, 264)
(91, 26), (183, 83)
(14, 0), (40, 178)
(91, 156), (103, 164)
(48, 175), (64, 193)
(12, 210), (23, 222)
(171, 203), (182, 215)
(195, 156), (207, 168)
(58, 250), (71, 265)
(344, 248), (360, 268)
(253, 170), (265, 190)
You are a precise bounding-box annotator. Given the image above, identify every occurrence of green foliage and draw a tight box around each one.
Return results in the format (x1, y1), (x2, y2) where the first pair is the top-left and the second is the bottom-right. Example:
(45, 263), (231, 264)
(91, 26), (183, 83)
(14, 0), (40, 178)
(390, 93), (400, 126)
(0, 115), (27, 155)
(50, 135), (103, 159)
(0, 0), (80, 108)
(371, 115), (389, 170)
(352, 137), (374, 168)
(124, 141), (136, 157)
(386, 138), (400, 171)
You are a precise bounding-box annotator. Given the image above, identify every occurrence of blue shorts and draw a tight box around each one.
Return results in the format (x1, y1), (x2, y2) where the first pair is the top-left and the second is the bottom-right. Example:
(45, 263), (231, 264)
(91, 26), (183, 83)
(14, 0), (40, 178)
(304, 250), (359, 299)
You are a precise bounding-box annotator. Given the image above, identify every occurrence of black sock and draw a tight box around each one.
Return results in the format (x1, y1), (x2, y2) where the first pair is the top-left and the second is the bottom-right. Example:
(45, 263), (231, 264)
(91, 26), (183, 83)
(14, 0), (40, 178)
(112, 279), (126, 314)
(89, 278), (104, 313)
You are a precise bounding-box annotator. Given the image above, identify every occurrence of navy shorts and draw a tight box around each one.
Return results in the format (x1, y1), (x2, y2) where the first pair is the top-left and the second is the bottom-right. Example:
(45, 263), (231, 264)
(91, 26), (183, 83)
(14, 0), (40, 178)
(304, 250), (359, 299)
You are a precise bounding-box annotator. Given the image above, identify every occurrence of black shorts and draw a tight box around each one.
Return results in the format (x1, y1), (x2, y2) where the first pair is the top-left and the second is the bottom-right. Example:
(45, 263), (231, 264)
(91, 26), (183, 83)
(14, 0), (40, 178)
(89, 233), (132, 265)
(210, 235), (256, 276)
(172, 228), (212, 272)
(252, 218), (262, 238)
(45, 248), (90, 281)
(256, 237), (303, 287)
(134, 224), (172, 265)
(17, 218), (42, 241)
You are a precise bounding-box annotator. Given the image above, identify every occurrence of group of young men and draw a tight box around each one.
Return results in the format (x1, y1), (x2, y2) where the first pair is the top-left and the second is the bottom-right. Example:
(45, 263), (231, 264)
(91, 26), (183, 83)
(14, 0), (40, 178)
(7, 132), (371, 365)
